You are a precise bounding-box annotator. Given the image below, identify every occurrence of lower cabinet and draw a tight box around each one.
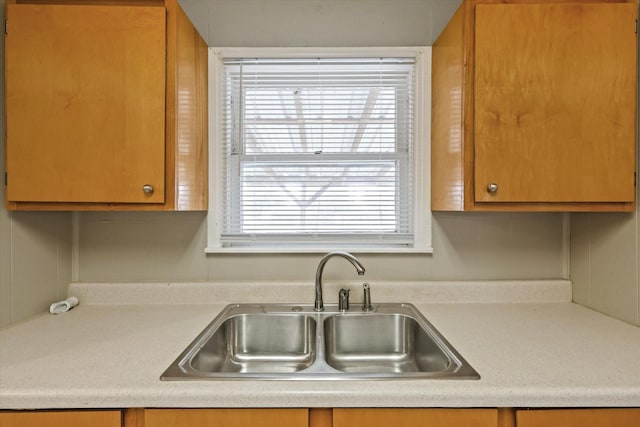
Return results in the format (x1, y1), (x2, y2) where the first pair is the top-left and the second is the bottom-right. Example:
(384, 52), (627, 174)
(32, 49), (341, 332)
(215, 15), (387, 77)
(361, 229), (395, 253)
(0, 410), (122, 427)
(516, 409), (640, 427)
(143, 409), (309, 427)
(333, 408), (498, 427)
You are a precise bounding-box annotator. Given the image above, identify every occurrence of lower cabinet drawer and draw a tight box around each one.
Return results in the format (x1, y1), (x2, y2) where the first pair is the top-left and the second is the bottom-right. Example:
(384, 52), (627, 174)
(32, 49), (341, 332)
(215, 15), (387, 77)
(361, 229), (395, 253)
(144, 409), (309, 427)
(516, 409), (640, 427)
(333, 408), (498, 427)
(0, 410), (122, 427)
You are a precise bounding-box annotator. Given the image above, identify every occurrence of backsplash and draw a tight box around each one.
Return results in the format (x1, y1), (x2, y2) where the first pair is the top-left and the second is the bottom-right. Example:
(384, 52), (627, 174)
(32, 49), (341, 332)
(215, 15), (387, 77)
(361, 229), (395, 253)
(77, 211), (565, 283)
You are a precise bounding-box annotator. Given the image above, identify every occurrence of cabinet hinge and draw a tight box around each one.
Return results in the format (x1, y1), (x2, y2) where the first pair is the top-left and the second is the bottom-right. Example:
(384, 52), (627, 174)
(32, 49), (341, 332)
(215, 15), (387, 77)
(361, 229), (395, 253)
(4, 173), (7, 187)
(4, 20), (7, 35)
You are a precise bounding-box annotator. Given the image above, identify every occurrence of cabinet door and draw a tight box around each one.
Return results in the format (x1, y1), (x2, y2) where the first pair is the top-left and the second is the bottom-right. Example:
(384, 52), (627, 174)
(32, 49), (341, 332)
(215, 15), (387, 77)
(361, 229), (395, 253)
(333, 408), (497, 427)
(517, 408), (640, 427)
(474, 3), (636, 204)
(6, 3), (166, 203)
(0, 410), (122, 427)
(144, 409), (309, 427)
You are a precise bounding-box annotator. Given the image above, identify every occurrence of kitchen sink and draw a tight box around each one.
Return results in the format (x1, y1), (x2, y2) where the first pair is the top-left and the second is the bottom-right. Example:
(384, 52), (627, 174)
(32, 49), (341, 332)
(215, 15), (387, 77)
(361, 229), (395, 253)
(161, 303), (479, 380)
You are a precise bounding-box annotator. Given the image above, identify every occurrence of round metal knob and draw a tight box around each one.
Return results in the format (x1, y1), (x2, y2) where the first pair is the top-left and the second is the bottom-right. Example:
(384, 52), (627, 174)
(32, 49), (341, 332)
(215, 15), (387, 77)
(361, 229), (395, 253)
(142, 184), (154, 194)
(487, 183), (499, 194)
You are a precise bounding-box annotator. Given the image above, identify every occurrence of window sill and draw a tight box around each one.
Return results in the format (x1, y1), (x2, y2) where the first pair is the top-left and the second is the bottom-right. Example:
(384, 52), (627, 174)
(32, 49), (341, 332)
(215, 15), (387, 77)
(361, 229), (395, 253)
(204, 245), (434, 254)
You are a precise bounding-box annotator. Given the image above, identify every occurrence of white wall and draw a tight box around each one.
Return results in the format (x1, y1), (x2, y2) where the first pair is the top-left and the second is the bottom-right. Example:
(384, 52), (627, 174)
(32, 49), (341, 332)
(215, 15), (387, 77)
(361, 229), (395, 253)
(571, 209), (639, 326)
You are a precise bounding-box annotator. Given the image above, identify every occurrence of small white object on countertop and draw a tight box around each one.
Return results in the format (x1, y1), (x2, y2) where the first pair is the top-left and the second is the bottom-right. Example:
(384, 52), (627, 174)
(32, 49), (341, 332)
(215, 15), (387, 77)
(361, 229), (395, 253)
(49, 296), (79, 314)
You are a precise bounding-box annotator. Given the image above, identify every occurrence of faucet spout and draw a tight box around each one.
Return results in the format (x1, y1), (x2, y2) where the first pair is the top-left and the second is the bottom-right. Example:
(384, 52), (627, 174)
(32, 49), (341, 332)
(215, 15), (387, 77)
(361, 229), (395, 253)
(314, 251), (365, 312)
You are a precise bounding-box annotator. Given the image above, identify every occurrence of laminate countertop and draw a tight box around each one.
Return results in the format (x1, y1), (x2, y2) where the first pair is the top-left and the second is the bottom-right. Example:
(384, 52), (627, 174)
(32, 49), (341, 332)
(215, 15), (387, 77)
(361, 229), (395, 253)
(1, 281), (639, 409)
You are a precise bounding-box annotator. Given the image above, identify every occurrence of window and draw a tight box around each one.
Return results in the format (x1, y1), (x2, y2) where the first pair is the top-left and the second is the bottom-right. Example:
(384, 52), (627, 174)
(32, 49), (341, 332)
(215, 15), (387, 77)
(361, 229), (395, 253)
(207, 48), (431, 253)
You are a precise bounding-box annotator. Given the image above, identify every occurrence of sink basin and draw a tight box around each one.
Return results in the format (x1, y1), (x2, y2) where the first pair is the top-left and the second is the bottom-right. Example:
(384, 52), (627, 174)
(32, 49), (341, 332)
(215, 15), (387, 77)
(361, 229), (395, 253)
(161, 303), (479, 380)
(191, 313), (316, 373)
(324, 313), (450, 374)
(162, 306), (317, 379)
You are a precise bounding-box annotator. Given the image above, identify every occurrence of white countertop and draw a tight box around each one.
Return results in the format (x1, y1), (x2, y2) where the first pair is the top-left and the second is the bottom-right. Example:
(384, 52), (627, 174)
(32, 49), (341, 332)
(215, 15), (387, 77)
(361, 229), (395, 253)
(1, 280), (640, 409)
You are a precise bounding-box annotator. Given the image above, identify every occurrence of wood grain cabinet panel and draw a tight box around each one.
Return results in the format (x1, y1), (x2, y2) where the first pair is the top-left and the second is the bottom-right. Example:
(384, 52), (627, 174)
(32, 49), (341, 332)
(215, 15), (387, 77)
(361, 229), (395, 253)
(516, 408), (640, 427)
(0, 410), (122, 427)
(431, 0), (637, 212)
(6, 3), (166, 205)
(333, 408), (498, 427)
(143, 409), (309, 427)
(4, 0), (208, 211)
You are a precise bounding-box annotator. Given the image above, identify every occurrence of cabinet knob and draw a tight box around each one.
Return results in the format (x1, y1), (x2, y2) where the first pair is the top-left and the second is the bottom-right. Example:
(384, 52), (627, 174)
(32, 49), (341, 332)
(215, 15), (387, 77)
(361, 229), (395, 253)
(487, 183), (499, 194)
(142, 184), (154, 194)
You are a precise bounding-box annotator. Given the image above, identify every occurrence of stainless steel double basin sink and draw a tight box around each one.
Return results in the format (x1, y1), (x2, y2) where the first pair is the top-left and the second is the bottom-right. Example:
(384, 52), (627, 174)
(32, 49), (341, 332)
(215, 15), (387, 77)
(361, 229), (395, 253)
(161, 303), (479, 380)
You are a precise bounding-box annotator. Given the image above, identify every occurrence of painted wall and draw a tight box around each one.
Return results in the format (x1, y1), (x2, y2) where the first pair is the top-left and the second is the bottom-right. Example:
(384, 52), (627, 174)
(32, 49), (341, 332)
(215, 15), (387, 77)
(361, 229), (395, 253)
(570, 9), (640, 327)
(571, 208), (639, 326)
(180, 0), (459, 47)
(0, 0), (73, 328)
(78, 211), (565, 283)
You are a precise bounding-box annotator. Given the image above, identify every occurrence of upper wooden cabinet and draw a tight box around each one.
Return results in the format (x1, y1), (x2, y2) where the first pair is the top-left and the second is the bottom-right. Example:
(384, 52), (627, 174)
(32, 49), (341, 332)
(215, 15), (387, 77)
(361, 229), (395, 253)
(5, 0), (207, 211)
(431, 0), (637, 212)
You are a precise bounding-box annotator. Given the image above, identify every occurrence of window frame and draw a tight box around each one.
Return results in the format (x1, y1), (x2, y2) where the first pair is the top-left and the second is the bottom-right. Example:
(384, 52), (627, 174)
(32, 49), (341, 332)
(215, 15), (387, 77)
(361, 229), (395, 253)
(206, 47), (432, 254)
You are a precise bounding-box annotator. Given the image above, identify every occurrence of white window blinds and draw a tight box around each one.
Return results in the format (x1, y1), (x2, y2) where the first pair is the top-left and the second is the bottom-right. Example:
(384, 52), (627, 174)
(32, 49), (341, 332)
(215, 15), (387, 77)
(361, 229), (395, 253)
(220, 57), (416, 247)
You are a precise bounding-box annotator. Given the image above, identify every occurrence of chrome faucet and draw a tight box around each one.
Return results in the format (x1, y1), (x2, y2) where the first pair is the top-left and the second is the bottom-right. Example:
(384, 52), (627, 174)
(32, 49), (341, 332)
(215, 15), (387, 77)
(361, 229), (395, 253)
(314, 251), (365, 312)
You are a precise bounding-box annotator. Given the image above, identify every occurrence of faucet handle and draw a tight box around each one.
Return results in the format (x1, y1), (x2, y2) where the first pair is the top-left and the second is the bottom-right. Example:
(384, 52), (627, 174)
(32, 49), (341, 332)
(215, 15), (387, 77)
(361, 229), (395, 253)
(362, 282), (373, 312)
(338, 288), (350, 312)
